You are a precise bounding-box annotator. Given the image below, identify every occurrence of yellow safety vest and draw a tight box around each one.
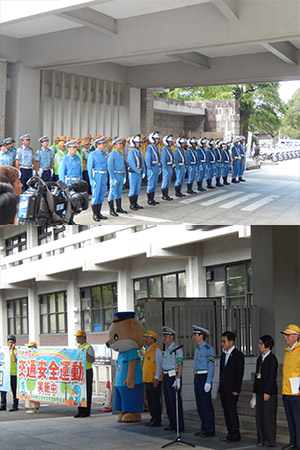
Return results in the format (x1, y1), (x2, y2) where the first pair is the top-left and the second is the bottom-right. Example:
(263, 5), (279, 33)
(81, 343), (93, 370)
(143, 343), (163, 383)
(282, 341), (300, 395)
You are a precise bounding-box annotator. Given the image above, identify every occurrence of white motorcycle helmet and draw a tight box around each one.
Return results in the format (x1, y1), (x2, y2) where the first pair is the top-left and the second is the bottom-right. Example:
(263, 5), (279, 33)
(129, 135), (142, 148)
(188, 137), (197, 147)
(162, 135), (174, 146)
(199, 137), (208, 147)
(149, 131), (160, 144)
(176, 137), (187, 148)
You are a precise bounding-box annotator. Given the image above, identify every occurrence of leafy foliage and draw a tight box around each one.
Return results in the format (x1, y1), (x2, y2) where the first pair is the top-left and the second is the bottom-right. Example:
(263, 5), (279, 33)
(156, 83), (285, 135)
(281, 89), (300, 138)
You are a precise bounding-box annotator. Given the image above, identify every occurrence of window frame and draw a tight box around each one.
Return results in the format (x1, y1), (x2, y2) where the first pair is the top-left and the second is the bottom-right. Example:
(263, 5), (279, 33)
(39, 291), (68, 334)
(7, 297), (28, 335)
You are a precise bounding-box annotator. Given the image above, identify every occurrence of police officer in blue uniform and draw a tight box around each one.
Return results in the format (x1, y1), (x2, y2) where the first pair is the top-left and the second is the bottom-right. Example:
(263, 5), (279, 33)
(107, 137), (127, 216)
(186, 137), (198, 194)
(162, 326), (184, 432)
(87, 136), (108, 222)
(238, 136), (246, 182)
(192, 325), (215, 438)
(5, 137), (17, 164)
(58, 140), (82, 185)
(206, 139), (216, 189)
(231, 137), (241, 183)
(145, 131), (161, 206)
(15, 134), (35, 192)
(196, 138), (208, 192)
(221, 142), (232, 185)
(174, 137), (187, 198)
(214, 141), (224, 187)
(161, 135), (174, 201)
(0, 140), (15, 166)
(127, 135), (145, 211)
(35, 136), (53, 182)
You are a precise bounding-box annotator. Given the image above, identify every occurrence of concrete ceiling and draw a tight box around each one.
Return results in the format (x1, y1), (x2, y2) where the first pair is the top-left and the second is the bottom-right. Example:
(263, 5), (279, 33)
(1, 0), (300, 89)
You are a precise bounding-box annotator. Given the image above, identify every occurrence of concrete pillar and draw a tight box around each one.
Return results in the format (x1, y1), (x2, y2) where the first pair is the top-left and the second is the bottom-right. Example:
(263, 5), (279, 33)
(67, 277), (79, 346)
(186, 249), (206, 297)
(6, 63), (41, 143)
(251, 225), (300, 361)
(129, 87), (141, 135)
(117, 269), (134, 311)
(27, 283), (39, 345)
(0, 292), (8, 346)
(0, 59), (7, 139)
(140, 88), (154, 135)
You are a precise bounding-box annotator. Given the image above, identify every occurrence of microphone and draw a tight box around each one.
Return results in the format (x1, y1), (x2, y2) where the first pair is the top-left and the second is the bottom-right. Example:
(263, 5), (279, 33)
(170, 344), (183, 354)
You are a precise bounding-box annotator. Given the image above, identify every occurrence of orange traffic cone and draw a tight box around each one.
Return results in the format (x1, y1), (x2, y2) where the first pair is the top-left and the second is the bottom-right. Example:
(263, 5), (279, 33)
(103, 380), (112, 412)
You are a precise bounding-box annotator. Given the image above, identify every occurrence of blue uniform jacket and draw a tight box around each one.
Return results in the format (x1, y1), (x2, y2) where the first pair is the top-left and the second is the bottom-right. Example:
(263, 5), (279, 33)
(161, 146), (174, 168)
(87, 149), (107, 180)
(186, 148), (197, 166)
(128, 148), (144, 174)
(174, 147), (186, 170)
(35, 147), (53, 168)
(16, 146), (34, 167)
(197, 146), (207, 164)
(194, 342), (215, 384)
(107, 149), (126, 181)
(58, 153), (82, 183)
(145, 144), (160, 169)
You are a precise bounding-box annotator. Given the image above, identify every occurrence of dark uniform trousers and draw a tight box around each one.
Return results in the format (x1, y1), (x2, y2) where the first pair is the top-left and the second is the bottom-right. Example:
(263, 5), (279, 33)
(78, 368), (93, 416)
(145, 381), (162, 425)
(219, 388), (240, 437)
(163, 374), (184, 430)
(256, 394), (277, 446)
(194, 374), (215, 433)
(1, 375), (18, 409)
(283, 395), (300, 447)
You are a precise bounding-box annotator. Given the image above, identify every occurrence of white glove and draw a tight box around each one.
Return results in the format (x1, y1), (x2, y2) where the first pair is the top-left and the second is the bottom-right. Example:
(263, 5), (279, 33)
(204, 383), (211, 393)
(172, 378), (181, 391)
(123, 177), (127, 185)
(142, 173), (146, 179)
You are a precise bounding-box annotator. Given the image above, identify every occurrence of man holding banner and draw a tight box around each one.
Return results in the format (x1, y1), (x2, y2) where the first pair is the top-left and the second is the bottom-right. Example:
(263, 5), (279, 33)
(74, 330), (95, 418)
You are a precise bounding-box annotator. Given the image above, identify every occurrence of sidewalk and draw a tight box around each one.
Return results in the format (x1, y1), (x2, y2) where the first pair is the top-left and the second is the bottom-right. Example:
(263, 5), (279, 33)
(0, 396), (270, 450)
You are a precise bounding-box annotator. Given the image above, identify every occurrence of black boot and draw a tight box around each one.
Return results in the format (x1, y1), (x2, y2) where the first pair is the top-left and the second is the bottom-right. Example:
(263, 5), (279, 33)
(208, 179), (215, 189)
(162, 188), (169, 200)
(223, 177), (230, 186)
(216, 177), (223, 187)
(197, 181), (206, 192)
(231, 177), (239, 184)
(175, 185), (181, 197)
(92, 204), (100, 222)
(129, 196), (138, 211)
(187, 183), (196, 194)
(152, 192), (160, 205)
(108, 200), (118, 217)
(147, 192), (155, 205)
(134, 195), (143, 209)
(98, 203), (107, 220)
(239, 176), (246, 182)
(116, 198), (127, 214)
(165, 188), (173, 200)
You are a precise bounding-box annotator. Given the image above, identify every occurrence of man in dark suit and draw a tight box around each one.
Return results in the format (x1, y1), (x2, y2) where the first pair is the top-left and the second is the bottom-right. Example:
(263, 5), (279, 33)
(218, 331), (244, 442)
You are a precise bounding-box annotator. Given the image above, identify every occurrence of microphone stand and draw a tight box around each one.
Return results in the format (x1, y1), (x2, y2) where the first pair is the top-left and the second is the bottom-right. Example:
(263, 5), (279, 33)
(161, 346), (195, 449)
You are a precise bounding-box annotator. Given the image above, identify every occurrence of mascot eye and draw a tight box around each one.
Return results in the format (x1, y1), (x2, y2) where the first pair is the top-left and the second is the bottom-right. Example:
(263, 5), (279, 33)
(114, 334), (119, 341)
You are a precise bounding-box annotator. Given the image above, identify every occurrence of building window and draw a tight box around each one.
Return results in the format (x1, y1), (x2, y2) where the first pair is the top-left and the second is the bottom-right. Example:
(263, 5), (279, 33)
(206, 260), (252, 307)
(38, 226), (66, 245)
(134, 271), (186, 300)
(40, 292), (67, 334)
(5, 233), (27, 256)
(7, 298), (28, 335)
(80, 283), (117, 332)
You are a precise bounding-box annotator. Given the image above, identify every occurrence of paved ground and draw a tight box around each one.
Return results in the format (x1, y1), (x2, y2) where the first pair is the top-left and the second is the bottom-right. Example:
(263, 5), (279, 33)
(74, 159), (300, 226)
(0, 400), (262, 450)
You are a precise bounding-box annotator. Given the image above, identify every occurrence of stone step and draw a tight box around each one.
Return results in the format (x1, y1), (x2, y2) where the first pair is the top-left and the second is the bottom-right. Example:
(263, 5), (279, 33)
(212, 400), (287, 420)
(184, 409), (289, 443)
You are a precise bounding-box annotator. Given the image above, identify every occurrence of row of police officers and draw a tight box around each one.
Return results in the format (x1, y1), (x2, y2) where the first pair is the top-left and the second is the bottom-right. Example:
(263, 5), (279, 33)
(0, 132), (247, 222)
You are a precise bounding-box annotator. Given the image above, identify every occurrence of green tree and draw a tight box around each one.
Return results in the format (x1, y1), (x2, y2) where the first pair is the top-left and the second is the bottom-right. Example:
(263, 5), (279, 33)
(156, 83), (284, 136)
(281, 89), (300, 138)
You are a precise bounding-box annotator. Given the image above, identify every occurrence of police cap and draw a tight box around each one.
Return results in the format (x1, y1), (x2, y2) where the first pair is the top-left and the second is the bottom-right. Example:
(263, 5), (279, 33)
(113, 311), (136, 322)
(94, 136), (106, 145)
(192, 325), (209, 336)
(66, 140), (78, 148)
(112, 137), (124, 146)
(20, 134), (31, 141)
(162, 326), (176, 336)
(4, 137), (15, 145)
(38, 136), (49, 143)
(7, 334), (16, 342)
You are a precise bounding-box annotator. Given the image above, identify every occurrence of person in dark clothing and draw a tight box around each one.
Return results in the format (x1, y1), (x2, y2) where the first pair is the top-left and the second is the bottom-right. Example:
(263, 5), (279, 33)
(218, 331), (244, 443)
(252, 335), (278, 448)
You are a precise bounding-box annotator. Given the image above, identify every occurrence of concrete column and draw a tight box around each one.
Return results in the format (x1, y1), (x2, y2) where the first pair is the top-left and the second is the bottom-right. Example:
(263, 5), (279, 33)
(140, 88), (154, 135)
(129, 87), (141, 135)
(6, 63), (41, 143)
(0, 292), (8, 346)
(27, 283), (39, 344)
(67, 277), (79, 345)
(251, 225), (300, 361)
(0, 60), (7, 139)
(117, 269), (134, 311)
